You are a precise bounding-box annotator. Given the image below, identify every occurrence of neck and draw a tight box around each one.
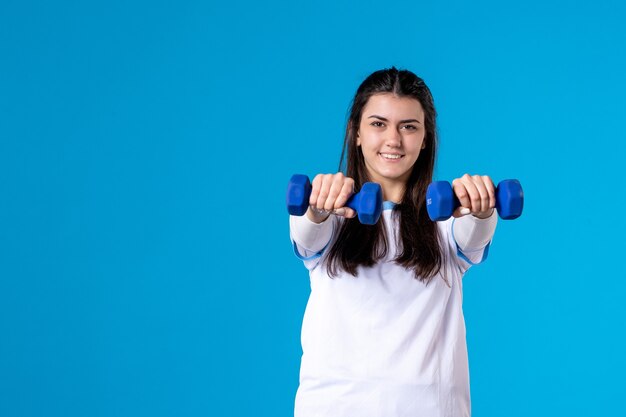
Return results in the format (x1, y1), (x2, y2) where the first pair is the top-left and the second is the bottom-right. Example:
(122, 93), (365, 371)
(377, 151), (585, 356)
(376, 177), (406, 203)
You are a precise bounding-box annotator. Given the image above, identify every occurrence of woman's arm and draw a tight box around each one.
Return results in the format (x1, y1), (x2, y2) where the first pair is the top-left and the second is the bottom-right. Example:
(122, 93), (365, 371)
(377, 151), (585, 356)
(450, 173), (498, 251)
(289, 172), (354, 256)
(453, 209), (498, 251)
(290, 211), (335, 254)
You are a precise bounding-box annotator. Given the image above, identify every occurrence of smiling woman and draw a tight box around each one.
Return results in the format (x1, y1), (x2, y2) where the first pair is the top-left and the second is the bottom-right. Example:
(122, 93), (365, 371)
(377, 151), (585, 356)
(288, 67), (498, 417)
(325, 68), (445, 282)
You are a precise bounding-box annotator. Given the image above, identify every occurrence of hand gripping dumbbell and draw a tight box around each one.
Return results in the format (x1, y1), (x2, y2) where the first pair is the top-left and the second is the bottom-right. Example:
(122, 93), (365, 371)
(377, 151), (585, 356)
(286, 174), (383, 225)
(426, 179), (524, 221)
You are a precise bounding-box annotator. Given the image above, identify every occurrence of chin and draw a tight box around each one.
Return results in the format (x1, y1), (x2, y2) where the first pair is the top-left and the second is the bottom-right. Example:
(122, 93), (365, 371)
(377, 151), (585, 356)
(376, 169), (410, 181)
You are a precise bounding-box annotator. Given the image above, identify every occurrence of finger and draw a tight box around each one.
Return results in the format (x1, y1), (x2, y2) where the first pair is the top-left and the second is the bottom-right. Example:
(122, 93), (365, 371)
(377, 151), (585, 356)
(343, 207), (357, 218)
(333, 207), (357, 218)
(324, 173), (346, 211)
(471, 174), (490, 213)
(482, 175), (496, 209)
(334, 177), (355, 210)
(460, 174), (481, 213)
(452, 176), (471, 211)
(314, 174), (334, 210)
(309, 174), (323, 207)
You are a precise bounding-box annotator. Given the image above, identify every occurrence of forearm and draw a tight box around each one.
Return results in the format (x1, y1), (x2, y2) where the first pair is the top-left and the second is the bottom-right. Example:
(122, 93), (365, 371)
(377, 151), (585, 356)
(290, 211), (334, 253)
(453, 210), (498, 251)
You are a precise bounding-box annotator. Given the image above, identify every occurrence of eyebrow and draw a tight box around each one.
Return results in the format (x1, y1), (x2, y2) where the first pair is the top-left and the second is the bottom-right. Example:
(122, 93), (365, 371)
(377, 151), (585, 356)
(368, 115), (421, 124)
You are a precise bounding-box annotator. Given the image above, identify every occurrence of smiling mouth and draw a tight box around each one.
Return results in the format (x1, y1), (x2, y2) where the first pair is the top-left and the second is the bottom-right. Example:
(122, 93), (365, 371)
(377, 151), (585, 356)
(379, 153), (404, 160)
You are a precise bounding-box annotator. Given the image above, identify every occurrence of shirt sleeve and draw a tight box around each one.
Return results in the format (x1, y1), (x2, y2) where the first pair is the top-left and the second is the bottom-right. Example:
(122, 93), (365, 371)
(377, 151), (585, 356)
(450, 210), (498, 271)
(289, 214), (337, 270)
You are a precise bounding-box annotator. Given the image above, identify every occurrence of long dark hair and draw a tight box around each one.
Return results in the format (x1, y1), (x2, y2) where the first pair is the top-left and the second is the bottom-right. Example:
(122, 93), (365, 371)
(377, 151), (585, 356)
(325, 67), (447, 285)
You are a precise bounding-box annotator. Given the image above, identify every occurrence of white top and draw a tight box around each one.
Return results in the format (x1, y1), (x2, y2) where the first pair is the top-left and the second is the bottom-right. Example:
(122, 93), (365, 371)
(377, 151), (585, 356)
(289, 203), (497, 417)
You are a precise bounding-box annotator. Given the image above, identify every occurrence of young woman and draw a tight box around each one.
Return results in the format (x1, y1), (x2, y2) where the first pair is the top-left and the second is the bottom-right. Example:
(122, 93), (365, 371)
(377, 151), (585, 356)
(289, 67), (497, 417)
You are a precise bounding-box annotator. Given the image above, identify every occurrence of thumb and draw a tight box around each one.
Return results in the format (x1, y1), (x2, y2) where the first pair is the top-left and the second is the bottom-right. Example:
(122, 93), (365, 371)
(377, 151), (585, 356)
(336, 207), (357, 218)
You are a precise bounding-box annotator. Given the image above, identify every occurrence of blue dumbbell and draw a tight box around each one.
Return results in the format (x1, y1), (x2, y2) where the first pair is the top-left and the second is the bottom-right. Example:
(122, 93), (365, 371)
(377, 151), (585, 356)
(426, 179), (524, 221)
(286, 174), (383, 225)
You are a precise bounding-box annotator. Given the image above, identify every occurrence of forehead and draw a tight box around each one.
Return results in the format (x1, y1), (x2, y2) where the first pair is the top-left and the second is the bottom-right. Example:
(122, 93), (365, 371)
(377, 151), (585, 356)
(362, 93), (424, 121)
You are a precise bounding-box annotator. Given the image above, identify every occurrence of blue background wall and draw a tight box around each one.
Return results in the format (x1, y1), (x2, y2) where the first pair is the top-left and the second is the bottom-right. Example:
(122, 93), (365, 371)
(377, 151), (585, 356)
(1, 0), (625, 416)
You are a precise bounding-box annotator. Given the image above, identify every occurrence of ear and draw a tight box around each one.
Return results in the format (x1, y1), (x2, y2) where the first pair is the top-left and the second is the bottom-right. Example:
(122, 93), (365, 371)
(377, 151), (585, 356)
(356, 130), (361, 146)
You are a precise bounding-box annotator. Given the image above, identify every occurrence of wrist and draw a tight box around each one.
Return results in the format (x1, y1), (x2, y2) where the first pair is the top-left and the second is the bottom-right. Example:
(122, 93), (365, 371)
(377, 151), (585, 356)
(306, 207), (331, 224)
(472, 208), (495, 219)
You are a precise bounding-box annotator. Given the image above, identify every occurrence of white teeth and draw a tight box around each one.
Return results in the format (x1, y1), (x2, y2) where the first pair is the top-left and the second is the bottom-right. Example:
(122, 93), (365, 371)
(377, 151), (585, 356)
(380, 153), (402, 159)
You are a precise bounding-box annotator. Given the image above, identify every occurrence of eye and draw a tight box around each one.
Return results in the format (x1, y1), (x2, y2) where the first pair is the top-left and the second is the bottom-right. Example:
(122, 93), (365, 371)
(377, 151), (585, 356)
(402, 124), (418, 131)
(370, 121), (384, 127)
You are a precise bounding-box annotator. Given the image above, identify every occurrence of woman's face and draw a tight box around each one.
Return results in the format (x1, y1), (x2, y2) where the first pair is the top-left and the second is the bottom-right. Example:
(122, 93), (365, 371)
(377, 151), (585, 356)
(357, 93), (426, 187)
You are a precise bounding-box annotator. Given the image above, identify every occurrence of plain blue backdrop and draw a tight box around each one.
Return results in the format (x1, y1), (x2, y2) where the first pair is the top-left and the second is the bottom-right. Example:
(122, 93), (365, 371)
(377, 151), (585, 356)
(1, 0), (625, 416)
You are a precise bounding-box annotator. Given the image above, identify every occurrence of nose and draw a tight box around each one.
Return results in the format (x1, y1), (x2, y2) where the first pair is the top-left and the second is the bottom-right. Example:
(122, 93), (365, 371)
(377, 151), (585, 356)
(385, 128), (402, 148)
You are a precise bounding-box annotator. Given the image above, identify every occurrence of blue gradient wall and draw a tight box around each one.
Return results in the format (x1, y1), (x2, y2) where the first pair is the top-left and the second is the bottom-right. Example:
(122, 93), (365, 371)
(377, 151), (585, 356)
(1, 1), (624, 416)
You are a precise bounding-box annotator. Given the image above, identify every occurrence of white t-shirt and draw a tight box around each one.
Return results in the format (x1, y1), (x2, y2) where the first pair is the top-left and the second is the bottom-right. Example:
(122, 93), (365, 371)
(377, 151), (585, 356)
(290, 202), (497, 417)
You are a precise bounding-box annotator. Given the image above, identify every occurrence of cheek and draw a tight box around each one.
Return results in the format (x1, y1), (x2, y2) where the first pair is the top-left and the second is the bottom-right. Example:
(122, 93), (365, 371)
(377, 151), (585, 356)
(412, 134), (427, 151)
(359, 135), (378, 151)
